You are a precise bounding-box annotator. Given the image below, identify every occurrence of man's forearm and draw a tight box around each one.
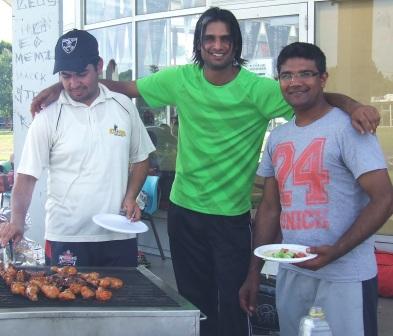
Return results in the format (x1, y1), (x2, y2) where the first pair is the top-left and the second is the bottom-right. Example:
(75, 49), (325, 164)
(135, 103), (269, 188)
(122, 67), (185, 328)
(331, 169), (393, 261)
(333, 195), (393, 261)
(324, 92), (361, 115)
(11, 174), (36, 230)
(125, 159), (150, 200)
(99, 79), (140, 99)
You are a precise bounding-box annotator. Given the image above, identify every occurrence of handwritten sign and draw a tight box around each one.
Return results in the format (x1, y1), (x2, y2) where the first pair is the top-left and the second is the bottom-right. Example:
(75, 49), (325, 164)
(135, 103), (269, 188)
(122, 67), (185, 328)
(12, 0), (61, 245)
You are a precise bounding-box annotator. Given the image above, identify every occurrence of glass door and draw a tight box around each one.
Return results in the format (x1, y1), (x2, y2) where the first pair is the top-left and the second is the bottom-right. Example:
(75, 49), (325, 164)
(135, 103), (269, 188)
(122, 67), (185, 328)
(233, 3), (308, 79)
(231, 4), (308, 208)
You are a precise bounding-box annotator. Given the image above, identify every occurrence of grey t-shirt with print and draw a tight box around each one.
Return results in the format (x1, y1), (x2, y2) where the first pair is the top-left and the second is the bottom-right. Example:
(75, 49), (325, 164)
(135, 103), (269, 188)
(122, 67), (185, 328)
(257, 107), (387, 282)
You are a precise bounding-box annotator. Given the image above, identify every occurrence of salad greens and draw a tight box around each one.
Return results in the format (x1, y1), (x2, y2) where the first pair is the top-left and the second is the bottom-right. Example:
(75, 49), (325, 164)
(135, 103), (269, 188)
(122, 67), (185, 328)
(271, 248), (306, 259)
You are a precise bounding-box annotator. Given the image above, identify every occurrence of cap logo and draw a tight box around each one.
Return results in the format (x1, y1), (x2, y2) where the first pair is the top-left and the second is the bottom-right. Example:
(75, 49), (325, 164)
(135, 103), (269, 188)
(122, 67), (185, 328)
(62, 37), (78, 54)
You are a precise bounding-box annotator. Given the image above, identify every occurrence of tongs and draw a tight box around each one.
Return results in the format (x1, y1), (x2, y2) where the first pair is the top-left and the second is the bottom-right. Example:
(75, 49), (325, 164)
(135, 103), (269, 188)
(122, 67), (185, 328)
(2, 240), (14, 269)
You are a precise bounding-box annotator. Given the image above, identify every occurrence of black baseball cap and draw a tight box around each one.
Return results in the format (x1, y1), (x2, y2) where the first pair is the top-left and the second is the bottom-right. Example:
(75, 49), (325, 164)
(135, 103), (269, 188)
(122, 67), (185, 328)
(53, 29), (99, 74)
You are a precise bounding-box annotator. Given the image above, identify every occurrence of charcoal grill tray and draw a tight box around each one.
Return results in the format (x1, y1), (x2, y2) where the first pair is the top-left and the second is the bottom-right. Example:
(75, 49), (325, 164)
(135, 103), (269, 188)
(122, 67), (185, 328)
(0, 266), (179, 308)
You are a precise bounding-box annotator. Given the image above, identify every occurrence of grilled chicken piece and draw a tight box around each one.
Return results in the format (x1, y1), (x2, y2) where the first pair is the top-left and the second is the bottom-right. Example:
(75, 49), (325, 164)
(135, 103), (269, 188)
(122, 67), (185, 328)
(85, 278), (100, 287)
(40, 284), (60, 299)
(1, 264), (123, 302)
(25, 283), (40, 301)
(6, 265), (18, 277)
(29, 277), (49, 287)
(10, 282), (26, 296)
(69, 282), (83, 295)
(98, 277), (111, 288)
(95, 287), (112, 301)
(58, 289), (76, 301)
(3, 274), (16, 286)
(1, 264), (18, 284)
(99, 277), (124, 289)
(16, 270), (28, 282)
(27, 271), (46, 279)
(51, 266), (78, 276)
(80, 272), (100, 281)
(79, 272), (101, 287)
(80, 285), (95, 299)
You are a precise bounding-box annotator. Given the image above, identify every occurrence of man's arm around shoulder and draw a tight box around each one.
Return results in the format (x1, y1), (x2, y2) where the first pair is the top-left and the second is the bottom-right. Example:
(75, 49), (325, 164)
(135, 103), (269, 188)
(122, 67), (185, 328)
(100, 79), (140, 99)
(31, 80), (140, 116)
(324, 92), (380, 134)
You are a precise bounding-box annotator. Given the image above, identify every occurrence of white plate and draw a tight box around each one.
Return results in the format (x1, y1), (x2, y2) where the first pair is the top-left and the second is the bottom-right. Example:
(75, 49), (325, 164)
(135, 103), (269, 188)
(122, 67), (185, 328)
(254, 244), (317, 263)
(92, 214), (149, 234)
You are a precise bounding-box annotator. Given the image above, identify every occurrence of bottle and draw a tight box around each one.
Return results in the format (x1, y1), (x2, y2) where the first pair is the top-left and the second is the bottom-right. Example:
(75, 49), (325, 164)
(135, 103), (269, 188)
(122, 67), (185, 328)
(298, 306), (333, 336)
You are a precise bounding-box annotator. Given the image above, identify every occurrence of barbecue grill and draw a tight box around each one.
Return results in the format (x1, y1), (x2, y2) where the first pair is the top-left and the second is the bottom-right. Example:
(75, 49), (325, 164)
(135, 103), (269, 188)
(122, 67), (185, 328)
(0, 266), (200, 336)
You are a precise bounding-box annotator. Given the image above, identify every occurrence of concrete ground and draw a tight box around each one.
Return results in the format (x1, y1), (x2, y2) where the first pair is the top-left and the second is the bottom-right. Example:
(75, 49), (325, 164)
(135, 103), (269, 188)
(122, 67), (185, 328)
(147, 253), (393, 336)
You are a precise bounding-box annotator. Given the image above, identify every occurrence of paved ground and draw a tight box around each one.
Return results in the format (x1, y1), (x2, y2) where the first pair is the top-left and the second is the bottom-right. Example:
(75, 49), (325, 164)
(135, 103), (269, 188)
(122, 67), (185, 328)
(147, 253), (393, 336)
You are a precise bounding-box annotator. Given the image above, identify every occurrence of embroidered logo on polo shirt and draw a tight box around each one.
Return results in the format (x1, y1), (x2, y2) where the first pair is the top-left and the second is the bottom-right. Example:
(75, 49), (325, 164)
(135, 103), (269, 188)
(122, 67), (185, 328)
(109, 124), (126, 137)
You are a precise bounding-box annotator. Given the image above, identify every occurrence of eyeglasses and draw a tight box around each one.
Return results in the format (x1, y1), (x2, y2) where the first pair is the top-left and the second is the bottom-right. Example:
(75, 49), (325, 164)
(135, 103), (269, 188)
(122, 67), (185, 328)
(279, 71), (320, 81)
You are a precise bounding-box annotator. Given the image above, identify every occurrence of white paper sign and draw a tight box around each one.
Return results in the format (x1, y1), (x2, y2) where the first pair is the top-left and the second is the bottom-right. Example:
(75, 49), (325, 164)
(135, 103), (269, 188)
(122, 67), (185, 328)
(12, 0), (61, 245)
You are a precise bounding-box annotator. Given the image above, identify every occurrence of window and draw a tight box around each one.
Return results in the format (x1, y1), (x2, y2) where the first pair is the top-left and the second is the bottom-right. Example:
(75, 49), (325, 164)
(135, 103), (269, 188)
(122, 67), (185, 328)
(85, 0), (132, 24)
(136, 0), (205, 15)
(240, 15), (299, 79)
(89, 24), (133, 82)
(135, 15), (199, 125)
(135, 14), (199, 208)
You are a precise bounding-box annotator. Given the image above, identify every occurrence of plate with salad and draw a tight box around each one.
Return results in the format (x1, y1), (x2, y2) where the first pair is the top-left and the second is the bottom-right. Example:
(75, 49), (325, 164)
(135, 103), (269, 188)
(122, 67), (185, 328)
(254, 244), (317, 263)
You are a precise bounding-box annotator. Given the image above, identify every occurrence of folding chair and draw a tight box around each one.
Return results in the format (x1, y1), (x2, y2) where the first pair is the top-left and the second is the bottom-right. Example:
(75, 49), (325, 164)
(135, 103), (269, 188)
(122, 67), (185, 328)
(141, 175), (165, 260)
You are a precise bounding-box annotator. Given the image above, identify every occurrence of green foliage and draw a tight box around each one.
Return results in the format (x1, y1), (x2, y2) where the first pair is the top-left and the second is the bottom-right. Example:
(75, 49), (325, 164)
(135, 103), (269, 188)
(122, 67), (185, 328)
(0, 40), (12, 120)
(0, 41), (12, 54)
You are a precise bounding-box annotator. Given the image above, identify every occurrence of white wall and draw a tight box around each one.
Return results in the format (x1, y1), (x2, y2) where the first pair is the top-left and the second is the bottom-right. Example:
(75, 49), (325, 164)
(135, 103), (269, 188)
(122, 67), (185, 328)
(12, 0), (62, 245)
(0, 1), (12, 42)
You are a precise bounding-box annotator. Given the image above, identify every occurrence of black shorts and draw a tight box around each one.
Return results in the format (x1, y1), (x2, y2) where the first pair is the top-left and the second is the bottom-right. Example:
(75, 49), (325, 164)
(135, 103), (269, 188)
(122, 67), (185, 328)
(45, 239), (137, 267)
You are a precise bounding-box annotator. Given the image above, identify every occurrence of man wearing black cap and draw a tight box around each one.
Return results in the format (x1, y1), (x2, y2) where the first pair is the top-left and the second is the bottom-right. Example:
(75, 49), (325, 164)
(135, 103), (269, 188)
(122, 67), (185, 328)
(0, 29), (156, 267)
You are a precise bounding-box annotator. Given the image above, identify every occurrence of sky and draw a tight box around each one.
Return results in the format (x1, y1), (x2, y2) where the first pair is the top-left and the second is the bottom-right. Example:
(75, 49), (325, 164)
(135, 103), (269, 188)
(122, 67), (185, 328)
(0, 0), (12, 43)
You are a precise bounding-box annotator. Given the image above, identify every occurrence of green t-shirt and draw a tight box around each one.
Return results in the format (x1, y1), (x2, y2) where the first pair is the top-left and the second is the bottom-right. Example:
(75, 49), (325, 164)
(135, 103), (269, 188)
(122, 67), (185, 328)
(137, 64), (293, 215)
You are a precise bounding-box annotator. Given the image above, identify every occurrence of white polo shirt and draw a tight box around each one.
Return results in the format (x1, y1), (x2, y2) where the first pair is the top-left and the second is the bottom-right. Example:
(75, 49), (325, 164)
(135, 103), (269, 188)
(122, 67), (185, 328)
(18, 84), (155, 242)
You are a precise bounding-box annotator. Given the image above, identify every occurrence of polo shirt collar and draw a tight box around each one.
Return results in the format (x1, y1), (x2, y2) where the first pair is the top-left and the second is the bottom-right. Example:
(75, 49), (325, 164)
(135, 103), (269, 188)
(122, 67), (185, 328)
(58, 83), (116, 108)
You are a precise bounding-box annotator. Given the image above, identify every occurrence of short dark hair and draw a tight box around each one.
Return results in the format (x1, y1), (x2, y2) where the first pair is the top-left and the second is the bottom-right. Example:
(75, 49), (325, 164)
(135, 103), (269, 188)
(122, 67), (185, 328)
(277, 42), (326, 74)
(192, 7), (246, 67)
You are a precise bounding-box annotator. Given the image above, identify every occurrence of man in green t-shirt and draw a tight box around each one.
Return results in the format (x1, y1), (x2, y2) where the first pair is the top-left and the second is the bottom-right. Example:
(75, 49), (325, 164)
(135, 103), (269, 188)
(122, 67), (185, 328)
(32, 7), (379, 336)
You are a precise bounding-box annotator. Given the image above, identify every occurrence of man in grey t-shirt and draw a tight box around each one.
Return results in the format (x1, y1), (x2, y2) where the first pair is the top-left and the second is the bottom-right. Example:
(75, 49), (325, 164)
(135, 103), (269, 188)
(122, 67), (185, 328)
(239, 43), (393, 336)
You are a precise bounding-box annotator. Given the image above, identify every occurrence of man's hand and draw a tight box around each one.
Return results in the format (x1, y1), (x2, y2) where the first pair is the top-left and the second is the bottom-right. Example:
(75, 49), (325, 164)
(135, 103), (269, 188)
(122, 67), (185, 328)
(121, 197), (142, 222)
(350, 104), (380, 134)
(0, 219), (24, 247)
(295, 245), (339, 271)
(239, 271), (261, 316)
(31, 82), (63, 117)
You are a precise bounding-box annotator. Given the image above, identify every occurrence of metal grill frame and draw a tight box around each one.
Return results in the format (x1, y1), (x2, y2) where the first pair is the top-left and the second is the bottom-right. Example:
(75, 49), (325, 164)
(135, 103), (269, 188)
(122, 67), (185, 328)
(0, 266), (179, 308)
(0, 267), (200, 336)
